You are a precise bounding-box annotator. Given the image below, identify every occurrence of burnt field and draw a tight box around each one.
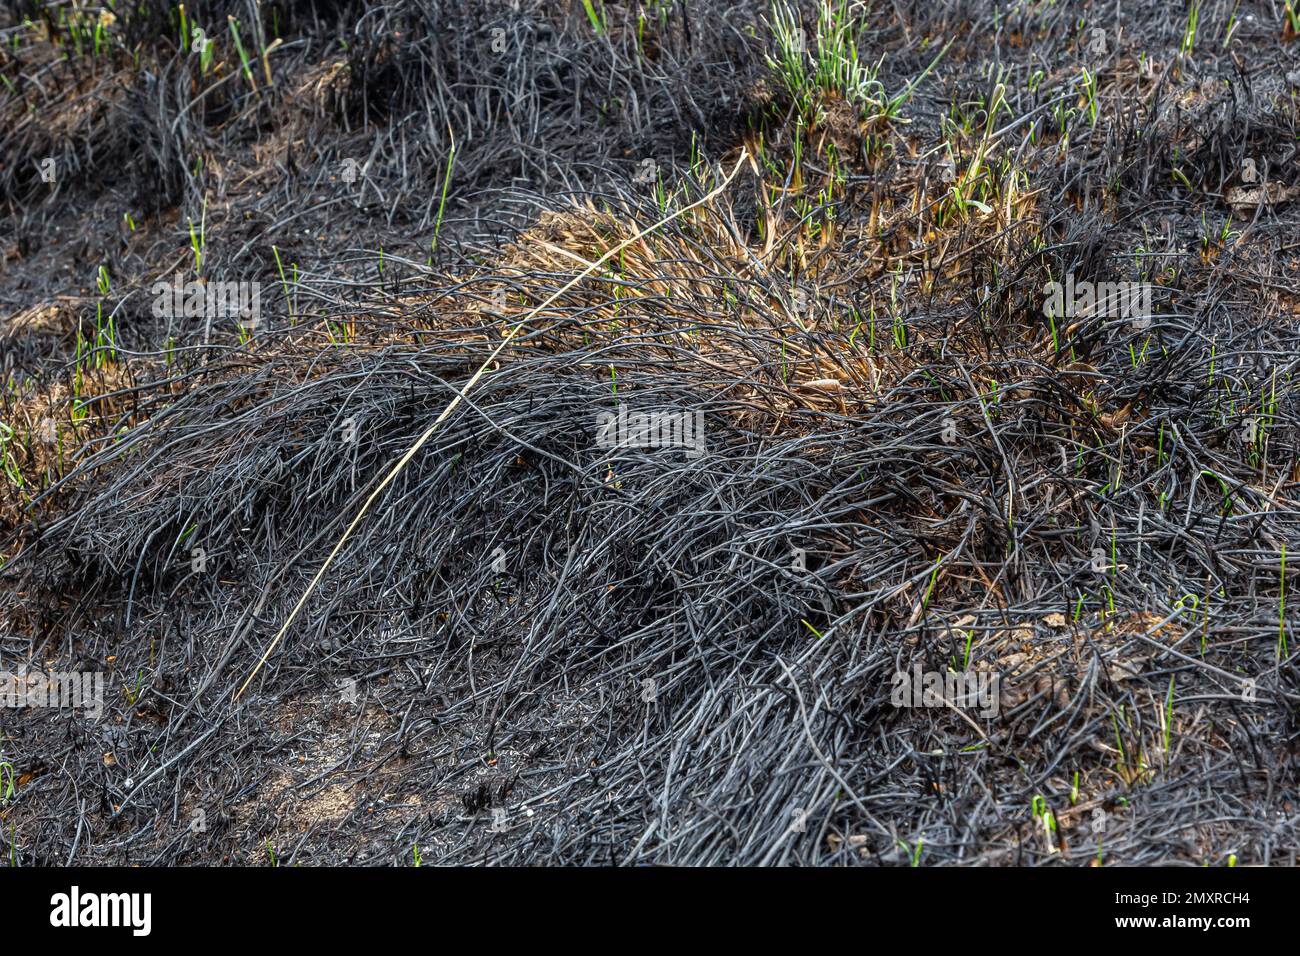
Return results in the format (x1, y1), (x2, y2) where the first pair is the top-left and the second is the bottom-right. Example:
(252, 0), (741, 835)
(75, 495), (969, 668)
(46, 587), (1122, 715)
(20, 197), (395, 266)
(0, 0), (1298, 866)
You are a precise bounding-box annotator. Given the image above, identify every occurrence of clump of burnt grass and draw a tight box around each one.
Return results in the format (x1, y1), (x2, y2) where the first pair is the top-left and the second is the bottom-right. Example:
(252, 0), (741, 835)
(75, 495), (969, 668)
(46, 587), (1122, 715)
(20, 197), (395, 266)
(1, 0), (1298, 866)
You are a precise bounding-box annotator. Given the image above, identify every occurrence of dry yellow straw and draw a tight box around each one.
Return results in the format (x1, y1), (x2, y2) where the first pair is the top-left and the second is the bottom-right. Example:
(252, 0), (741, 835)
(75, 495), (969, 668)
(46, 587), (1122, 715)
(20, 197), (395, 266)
(235, 149), (750, 701)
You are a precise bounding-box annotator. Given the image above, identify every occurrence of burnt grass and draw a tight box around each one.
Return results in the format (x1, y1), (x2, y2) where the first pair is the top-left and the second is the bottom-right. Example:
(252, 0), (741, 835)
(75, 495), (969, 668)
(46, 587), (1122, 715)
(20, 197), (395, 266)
(1, 0), (1299, 866)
